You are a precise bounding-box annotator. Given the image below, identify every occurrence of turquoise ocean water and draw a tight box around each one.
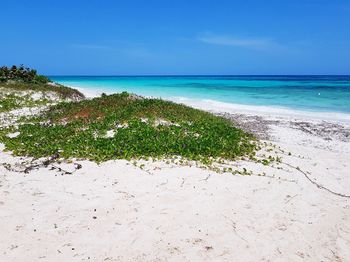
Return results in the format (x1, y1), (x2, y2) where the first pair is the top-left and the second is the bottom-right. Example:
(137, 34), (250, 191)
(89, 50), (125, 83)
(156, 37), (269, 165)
(51, 76), (350, 115)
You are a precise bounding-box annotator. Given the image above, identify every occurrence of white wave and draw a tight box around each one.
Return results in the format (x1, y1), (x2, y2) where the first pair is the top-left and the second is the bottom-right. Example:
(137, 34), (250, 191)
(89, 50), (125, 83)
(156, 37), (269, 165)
(168, 96), (350, 124)
(64, 85), (350, 124)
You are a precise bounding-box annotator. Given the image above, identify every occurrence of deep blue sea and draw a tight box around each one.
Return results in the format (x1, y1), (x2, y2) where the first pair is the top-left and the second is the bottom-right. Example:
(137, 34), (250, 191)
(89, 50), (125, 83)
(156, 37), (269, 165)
(51, 76), (350, 116)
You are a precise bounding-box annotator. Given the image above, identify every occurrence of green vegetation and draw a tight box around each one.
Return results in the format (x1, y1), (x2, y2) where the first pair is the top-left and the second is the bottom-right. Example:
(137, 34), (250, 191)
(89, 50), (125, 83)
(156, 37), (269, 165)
(0, 82), (84, 100)
(0, 65), (84, 100)
(0, 65), (50, 83)
(0, 92), (50, 112)
(0, 92), (258, 163)
(0, 65), (258, 166)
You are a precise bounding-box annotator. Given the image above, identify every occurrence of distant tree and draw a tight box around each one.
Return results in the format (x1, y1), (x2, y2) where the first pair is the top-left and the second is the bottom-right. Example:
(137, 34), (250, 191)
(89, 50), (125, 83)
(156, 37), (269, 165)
(0, 65), (50, 83)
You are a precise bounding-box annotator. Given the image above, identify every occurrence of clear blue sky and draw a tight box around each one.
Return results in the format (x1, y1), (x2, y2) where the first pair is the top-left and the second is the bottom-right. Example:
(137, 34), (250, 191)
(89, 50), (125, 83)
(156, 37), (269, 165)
(1, 0), (350, 75)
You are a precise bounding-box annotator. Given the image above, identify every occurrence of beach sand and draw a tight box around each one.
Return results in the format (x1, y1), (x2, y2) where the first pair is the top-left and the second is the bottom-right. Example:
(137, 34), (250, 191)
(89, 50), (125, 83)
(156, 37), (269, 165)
(1, 91), (350, 261)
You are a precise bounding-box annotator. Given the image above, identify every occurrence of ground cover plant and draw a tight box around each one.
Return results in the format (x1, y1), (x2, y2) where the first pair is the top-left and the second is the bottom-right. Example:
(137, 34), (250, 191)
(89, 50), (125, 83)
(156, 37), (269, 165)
(0, 92), (50, 112)
(0, 92), (258, 163)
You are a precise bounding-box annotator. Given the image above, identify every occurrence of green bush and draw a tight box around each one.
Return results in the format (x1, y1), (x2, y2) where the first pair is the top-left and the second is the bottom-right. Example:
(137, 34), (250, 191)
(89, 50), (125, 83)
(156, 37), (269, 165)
(0, 65), (50, 83)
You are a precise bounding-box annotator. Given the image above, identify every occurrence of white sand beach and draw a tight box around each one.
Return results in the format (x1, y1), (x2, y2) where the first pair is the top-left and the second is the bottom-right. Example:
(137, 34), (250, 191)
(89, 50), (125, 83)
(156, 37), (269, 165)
(1, 90), (350, 261)
(2, 0), (350, 259)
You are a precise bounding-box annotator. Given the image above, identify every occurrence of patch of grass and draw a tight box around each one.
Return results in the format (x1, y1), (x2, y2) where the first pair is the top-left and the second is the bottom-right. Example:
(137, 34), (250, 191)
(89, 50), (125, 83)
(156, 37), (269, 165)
(0, 82), (84, 100)
(0, 92), (258, 163)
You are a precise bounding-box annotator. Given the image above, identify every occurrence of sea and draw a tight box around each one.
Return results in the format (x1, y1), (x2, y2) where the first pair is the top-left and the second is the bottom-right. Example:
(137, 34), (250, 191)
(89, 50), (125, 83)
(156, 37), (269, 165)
(51, 75), (350, 122)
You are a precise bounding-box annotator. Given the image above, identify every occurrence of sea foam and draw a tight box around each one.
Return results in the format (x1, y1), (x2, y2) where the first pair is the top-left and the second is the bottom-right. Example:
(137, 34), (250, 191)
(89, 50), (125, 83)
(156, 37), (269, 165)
(169, 96), (350, 124)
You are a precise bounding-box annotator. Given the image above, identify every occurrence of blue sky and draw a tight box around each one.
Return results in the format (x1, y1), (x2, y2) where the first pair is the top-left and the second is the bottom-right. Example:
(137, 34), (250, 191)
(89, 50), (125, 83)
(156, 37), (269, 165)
(1, 0), (350, 75)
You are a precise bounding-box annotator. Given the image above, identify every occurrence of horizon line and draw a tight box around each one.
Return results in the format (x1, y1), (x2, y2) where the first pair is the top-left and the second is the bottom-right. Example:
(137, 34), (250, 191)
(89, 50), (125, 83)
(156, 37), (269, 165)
(48, 74), (350, 77)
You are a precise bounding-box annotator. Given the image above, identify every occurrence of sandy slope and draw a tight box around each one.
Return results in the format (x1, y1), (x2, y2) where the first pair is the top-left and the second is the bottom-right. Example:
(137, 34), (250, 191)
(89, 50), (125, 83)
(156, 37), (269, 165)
(1, 93), (350, 261)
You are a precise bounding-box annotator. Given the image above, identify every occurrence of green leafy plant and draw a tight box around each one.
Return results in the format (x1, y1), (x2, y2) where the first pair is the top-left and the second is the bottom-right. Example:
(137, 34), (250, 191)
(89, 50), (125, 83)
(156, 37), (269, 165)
(0, 92), (258, 164)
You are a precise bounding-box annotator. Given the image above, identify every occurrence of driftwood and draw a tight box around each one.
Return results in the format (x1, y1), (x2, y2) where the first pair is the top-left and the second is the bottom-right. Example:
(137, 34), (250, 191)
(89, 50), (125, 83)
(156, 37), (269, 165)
(282, 162), (350, 199)
(2, 152), (82, 175)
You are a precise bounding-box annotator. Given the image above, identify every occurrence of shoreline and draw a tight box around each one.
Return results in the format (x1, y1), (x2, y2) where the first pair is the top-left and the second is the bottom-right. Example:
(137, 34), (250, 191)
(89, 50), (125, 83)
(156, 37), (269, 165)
(73, 86), (350, 125)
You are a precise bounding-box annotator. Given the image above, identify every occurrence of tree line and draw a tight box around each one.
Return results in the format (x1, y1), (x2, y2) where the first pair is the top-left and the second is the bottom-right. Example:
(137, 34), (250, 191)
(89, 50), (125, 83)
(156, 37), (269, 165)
(0, 65), (50, 83)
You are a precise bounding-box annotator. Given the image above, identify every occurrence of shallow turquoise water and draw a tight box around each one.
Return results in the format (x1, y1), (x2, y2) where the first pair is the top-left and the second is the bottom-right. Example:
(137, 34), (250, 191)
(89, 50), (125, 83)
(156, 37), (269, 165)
(51, 76), (350, 114)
